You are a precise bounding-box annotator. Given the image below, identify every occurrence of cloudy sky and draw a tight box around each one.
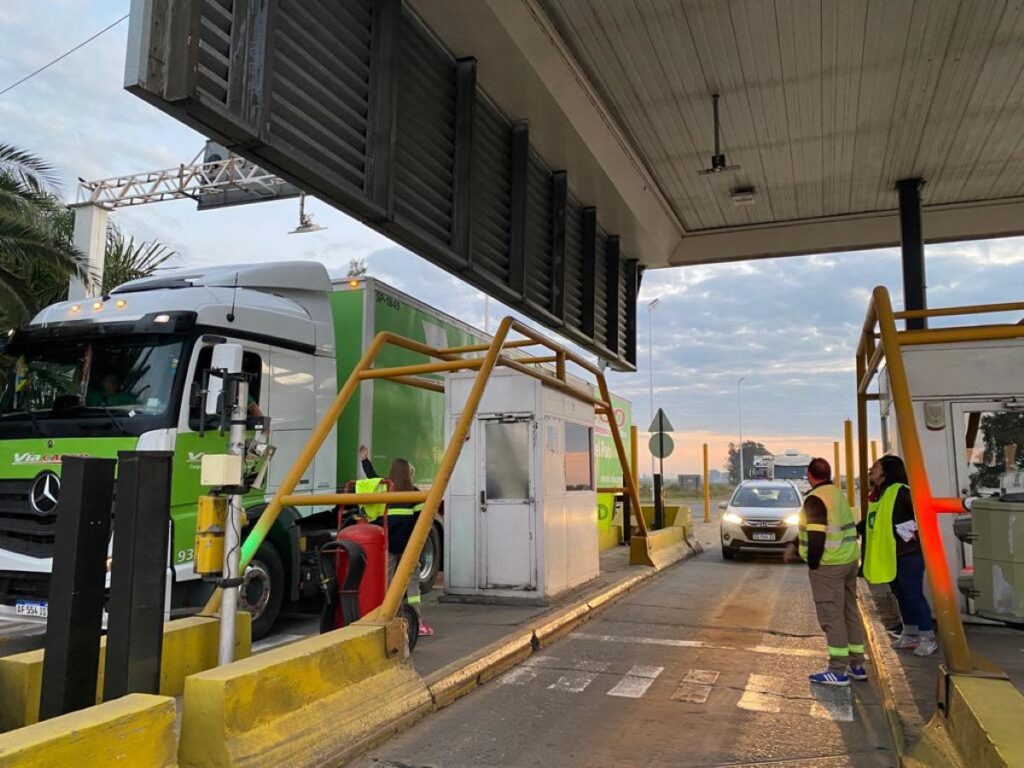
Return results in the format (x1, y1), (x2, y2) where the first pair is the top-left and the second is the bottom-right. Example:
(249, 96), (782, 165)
(4, 1), (1024, 476)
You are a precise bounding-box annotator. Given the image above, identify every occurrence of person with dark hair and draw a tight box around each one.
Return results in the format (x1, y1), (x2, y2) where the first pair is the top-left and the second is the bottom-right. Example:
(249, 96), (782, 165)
(360, 445), (436, 638)
(864, 454), (936, 656)
(784, 457), (865, 686)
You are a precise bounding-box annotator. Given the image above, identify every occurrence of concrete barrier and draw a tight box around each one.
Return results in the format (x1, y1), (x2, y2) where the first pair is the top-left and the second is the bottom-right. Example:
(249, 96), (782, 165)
(630, 526), (689, 568)
(0, 613), (250, 732)
(0, 693), (176, 767)
(944, 674), (1024, 768)
(598, 524), (623, 551)
(177, 623), (432, 767)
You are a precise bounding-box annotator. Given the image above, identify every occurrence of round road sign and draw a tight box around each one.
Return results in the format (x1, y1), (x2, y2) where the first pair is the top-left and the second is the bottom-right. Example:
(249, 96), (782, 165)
(649, 433), (675, 459)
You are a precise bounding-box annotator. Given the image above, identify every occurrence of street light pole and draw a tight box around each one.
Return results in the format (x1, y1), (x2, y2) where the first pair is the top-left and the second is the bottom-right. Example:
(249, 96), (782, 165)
(737, 376), (747, 484)
(647, 298), (660, 480)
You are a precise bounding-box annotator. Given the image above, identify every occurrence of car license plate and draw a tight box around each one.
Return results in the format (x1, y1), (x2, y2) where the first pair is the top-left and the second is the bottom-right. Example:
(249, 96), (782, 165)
(752, 532), (775, 542)
(15, 601), (47, 618)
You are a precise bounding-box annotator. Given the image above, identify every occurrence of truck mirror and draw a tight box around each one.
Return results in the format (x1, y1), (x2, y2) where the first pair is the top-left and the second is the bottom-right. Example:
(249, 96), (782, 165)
(206, 343), (244, 416)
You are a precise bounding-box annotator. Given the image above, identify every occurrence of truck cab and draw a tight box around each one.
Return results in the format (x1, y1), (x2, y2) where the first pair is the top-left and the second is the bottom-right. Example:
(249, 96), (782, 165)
(0, 262), (337, 638)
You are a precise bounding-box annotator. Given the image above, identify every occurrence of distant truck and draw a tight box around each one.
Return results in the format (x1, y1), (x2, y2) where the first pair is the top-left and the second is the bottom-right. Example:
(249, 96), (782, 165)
(771, 450), (812, 493)
(750, 455), (774, 480)
(0, 263), (630, 639)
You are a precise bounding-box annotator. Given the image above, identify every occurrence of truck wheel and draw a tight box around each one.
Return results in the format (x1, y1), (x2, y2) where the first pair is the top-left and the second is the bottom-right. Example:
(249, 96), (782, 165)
(240, 542), (284, 641)
(418, 525), (442, 594)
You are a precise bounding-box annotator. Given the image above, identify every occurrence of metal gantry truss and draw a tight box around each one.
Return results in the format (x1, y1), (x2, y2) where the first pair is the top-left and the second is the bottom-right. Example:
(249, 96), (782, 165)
(76, 149), (297, 209)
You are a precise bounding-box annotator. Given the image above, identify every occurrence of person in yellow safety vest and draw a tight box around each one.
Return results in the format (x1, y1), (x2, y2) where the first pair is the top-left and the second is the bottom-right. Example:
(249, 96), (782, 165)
(359, 445), (436, 638)
(784, 457), (865, 687)
(864, 455), (937, 656)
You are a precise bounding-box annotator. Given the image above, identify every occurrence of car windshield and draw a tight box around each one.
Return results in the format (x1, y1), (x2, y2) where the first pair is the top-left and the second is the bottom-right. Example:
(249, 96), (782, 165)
(732, 486), (801, 508)
(773, 464), (806, 480)
(0, 336), (185, 426)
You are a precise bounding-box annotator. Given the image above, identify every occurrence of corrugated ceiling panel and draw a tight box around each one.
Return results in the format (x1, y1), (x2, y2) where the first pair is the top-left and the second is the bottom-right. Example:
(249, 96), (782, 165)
(266, 0), (372, 193)
(471, 96), (512, 283)
(593, 228), (608, 346)
(564, 197), (584, 331)
(197, 0), (233, 106)
(524, 152), (553, 312)
(394, 11), (457, 249)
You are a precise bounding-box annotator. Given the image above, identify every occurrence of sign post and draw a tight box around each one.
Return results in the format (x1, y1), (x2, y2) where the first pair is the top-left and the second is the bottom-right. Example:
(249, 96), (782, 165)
(648, 409), (675, 530)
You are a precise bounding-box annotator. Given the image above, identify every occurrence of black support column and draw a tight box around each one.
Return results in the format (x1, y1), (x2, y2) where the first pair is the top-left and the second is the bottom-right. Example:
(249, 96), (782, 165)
(103, 451), (174, 701)
(39, 457), (116, 720)
(897, 178), (926, 330)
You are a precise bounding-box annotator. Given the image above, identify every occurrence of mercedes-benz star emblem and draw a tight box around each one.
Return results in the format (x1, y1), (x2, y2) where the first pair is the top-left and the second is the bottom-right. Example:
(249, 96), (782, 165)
(30, 472), (60, 514)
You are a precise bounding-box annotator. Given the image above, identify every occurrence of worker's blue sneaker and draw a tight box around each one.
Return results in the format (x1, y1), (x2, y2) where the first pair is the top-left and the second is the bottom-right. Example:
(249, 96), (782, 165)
(847, 665), (868, 681)
(809, 670), (851, 687)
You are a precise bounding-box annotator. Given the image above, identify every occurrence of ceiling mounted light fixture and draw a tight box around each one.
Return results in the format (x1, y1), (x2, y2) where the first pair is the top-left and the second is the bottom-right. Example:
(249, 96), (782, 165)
(289, 193), (326, 234)
(698, 94), (741, 175)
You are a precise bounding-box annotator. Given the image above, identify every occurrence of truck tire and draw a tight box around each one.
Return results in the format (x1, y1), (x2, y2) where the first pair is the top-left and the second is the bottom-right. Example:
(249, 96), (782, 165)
(419, 524), (442, 594)
(241, 542), (285, 641)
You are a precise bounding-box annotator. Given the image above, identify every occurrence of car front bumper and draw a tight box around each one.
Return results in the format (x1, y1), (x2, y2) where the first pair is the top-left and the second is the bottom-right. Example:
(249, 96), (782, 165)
(720, 520), (798, 549)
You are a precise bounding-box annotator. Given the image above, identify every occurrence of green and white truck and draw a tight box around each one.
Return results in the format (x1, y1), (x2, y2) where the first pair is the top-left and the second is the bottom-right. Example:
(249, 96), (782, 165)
(0, 261), (631, 638)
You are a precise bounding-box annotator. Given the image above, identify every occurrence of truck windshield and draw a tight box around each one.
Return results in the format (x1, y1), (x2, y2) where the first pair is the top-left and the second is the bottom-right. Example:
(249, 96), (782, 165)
(773, 464), (806, 480)
(0, 336), (186, 438)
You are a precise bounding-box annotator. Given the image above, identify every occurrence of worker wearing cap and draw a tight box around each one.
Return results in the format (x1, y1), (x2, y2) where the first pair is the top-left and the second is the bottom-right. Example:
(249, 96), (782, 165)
(784, 457), (865, 686)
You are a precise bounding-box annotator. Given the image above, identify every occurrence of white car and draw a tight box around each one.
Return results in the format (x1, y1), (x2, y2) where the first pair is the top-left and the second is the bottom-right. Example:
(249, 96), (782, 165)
(719, 480), (803, 559)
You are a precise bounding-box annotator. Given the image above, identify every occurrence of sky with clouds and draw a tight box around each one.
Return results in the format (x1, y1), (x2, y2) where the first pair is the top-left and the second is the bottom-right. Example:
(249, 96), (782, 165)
(3, 1), (1024, 476)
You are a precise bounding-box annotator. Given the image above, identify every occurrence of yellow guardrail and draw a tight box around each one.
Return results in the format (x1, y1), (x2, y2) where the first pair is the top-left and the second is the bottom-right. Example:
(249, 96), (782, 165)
(855, 286), (1024, 674)
(202, 316), (649, 624)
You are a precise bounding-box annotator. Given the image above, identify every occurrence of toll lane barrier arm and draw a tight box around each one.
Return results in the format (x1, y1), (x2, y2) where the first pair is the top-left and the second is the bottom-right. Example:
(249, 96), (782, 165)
(0, 614), (250, 732)
(0, 693), (177, 768)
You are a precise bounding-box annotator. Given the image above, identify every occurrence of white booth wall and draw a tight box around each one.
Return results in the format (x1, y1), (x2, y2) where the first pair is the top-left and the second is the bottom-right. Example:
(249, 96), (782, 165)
(444, 369), (599, 602)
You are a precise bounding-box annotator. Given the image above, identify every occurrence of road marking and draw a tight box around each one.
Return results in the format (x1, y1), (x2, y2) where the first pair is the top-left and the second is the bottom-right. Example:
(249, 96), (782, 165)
(607, 664), (664, 698)
(809, 688), (854, 722)
(737, 690), (781, 713)
(252, 633), (304, 652)
(549, 671), (599, 693)
(570, 632), (818, 657)
(684, 669), (720, 685)
(499, 667), (538, 686)
(672, 682), (713, 704)
(525, 656), (609, 673)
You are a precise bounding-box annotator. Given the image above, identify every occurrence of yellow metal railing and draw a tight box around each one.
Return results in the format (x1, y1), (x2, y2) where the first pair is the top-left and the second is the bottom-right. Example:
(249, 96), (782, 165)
(203, 316), (649, 625)
(856, 287), (1024, 673)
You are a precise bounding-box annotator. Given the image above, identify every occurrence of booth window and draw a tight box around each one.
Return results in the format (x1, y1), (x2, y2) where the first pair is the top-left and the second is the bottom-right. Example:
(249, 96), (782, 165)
(485, 420), (530, 499)
(565, 423), (594, 491)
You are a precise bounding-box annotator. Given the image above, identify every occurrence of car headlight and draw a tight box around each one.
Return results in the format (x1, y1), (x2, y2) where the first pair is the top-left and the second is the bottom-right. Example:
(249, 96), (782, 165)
(784, 513), (801, 526)
(722, 511), (743, 525)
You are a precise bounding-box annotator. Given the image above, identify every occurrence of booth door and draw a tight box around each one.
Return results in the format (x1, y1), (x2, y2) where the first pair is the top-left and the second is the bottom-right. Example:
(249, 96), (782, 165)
(479, 416), (536, 590)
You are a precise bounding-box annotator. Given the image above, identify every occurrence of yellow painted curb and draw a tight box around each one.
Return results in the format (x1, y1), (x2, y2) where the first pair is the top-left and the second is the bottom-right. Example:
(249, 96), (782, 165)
(427, 633), (534, 709)
(532, 603), (591, 649)
(945, 674), (1024, 768)
(0, 613), (250, 733)
(178, 624), (431, 767)
(0, 693), (176, 767)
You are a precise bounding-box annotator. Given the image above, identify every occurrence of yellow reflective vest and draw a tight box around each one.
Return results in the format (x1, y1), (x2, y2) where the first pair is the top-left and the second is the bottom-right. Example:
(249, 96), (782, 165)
(863, 483), (906, 584)
(799, 483), (859, 566)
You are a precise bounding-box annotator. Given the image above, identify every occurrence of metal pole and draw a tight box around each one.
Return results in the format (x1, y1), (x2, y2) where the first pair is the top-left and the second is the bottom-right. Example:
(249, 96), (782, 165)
(897, 178), (926, 331)
(871, 440), (879, 463)
(833, 441), (841, 488)
(219, 378), (248, 665)
(647, 298), (659, 480)
(844, 418), (856, 509)
(737, 376), (746, 483)
(68, 203), (109, 300)
(703, 443), (711, 523)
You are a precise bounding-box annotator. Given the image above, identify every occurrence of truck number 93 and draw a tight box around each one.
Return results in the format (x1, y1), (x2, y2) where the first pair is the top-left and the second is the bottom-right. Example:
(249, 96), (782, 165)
(176, 548), (195, 563)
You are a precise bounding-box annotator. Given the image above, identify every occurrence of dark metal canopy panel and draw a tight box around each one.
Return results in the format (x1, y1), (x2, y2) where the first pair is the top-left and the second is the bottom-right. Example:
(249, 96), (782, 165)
(125, 0), (639, 369)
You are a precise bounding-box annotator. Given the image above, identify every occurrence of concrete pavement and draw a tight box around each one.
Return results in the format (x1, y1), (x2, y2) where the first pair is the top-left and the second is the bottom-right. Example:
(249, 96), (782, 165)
(354, 525), (898, 768)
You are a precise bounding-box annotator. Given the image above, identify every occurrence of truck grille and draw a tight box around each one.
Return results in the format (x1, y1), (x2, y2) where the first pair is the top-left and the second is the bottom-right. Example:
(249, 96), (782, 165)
(0, 479), (57, 558)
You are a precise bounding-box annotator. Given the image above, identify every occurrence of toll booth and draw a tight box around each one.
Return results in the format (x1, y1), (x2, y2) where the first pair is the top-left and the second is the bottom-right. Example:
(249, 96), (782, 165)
(443, 369), (599, 603)
(879, 337), (1024, 614)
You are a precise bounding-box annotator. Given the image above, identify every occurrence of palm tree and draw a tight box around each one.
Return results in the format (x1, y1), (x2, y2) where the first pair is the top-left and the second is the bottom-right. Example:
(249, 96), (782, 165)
(102, 229), (176, 294)
(0, 144), (83, 322)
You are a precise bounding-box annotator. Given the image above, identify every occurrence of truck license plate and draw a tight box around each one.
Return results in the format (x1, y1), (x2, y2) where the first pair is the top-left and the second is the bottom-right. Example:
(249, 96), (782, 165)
(15, 601), (47, 618)
(752, 532), (775, 542)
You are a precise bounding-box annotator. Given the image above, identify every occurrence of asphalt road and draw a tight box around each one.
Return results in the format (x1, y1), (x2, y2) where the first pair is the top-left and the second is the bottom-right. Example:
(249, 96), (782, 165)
(353, 548), (898, 768)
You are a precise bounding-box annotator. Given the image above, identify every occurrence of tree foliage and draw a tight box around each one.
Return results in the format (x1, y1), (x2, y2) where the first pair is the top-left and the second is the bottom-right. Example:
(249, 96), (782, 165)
(970, 412), (1024, 493)
(725, 441), (771, 484)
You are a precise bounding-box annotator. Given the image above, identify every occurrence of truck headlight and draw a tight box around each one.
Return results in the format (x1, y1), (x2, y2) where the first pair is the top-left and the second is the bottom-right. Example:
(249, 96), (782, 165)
(784, 513), (800, 526)
(722, 511), (743, 525)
